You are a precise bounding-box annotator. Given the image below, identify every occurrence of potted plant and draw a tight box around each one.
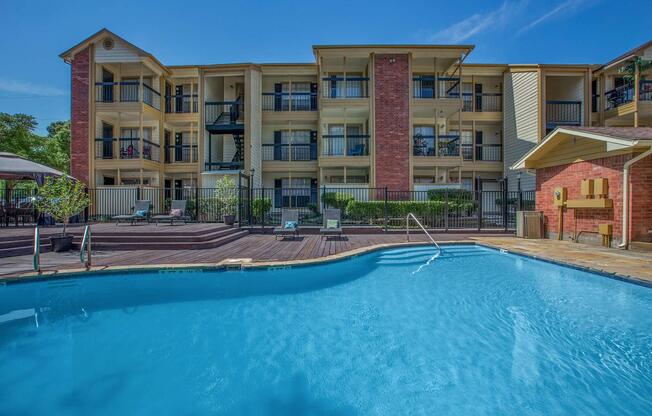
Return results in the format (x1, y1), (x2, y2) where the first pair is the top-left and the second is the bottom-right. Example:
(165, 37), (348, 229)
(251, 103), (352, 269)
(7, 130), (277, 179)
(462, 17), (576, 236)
(35, 176), (90, 252)
(215, 176), (238, 225)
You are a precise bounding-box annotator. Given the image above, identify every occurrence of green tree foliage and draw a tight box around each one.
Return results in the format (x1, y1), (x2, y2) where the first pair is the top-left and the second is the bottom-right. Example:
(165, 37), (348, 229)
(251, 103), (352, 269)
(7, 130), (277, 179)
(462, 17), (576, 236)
(0, 113), (70, 173)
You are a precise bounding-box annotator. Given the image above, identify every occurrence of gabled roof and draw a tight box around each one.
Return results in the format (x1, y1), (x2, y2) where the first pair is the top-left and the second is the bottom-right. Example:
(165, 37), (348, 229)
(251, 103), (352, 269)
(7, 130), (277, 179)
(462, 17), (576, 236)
(59, 28), (168, 72)
(511, 127), (652, 170)
(595, 39), (652, 72)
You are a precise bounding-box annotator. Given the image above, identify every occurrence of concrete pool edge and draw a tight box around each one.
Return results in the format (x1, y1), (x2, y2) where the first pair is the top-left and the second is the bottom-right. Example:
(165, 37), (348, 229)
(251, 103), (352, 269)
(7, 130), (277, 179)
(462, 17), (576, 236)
(1, 240), (650, 288)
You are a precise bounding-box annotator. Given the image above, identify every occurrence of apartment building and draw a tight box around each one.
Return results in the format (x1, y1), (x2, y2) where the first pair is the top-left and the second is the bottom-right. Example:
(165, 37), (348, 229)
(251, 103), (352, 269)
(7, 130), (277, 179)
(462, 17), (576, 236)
(60, 29), (650, 200)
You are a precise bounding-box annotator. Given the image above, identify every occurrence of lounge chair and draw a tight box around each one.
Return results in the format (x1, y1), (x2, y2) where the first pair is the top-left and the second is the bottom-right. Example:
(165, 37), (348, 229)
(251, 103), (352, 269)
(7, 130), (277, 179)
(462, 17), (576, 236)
(273, 209), (300, 240)
(320, 209), (343, 240)
(112, 200), (151, 225)
(152, 200), (190, 225)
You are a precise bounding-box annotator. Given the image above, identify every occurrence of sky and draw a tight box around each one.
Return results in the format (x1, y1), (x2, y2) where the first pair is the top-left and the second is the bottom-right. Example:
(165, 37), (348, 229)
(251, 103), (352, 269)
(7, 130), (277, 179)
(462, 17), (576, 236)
(0, 0), (650, 134)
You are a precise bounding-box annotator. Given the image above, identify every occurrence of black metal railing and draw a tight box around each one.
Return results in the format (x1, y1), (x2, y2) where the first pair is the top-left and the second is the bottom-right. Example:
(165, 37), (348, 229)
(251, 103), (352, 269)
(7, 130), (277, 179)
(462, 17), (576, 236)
(412, 135), (460, 157)
(83, 186), (535, 231)
(165, 145), (198, 163)
(205, 101), (244, 125)
(165, 94), (198, 113)
(204, 161), (244, 171)
(640, 80), (652, 101)
(262, 92), (317, 111)
(604, 84), (634, 110)
(321, 135), (370, 156)
(94, 138), (115, 159)
(95, 82), (161, 110)
(476, 93), (502, 112)
(119, 138), (140, 159)
(546, 100), (582, 126)
(142, 140), (160, 162)
(475, 144), (502, 161)
(412, 76), (460, 99)
(261, 143), (317, 161)
(321, 77), (369, 98)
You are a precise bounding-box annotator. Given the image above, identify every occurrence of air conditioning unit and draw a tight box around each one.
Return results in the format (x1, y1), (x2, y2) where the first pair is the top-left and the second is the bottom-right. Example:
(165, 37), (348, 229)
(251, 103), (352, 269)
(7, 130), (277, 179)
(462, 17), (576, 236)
(516, 211), (544, 239)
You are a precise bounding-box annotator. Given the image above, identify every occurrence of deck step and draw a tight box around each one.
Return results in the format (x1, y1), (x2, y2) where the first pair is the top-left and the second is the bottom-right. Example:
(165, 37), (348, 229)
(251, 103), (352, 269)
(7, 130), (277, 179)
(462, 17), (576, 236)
(630, 241), (652, 252)
(89, 230), (249, 250)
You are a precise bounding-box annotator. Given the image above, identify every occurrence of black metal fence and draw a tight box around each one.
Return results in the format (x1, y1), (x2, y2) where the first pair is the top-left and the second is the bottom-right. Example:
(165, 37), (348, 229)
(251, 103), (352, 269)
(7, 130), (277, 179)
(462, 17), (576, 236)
(2, 184), (535, 231)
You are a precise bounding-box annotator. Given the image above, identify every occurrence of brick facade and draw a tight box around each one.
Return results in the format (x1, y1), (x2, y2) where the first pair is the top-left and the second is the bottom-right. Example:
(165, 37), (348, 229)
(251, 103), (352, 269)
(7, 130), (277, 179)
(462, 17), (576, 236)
(373, 54), (410, 191)
(70, 46), (90, 185)
(535, 153), (652, 243)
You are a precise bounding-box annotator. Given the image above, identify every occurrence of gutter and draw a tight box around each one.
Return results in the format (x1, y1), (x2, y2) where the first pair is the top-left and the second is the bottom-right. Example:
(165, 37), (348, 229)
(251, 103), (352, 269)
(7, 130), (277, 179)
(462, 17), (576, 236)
(619, 146), (652, 249)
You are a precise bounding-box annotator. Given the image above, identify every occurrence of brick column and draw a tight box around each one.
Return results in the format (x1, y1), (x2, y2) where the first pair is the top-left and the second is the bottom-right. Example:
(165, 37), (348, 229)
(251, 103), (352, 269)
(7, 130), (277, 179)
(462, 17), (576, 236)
(70, 46), (90, 185)
(373, 54), (410, 191)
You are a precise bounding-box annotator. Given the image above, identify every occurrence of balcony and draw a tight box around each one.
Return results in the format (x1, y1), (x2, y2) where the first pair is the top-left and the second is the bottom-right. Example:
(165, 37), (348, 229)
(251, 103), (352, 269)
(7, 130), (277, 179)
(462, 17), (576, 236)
(639, 80), (652, 101)
(413, 134), (460, 157)
(204, 161), (244, 171)
(262, 92), (317, 111)
(262, 144), (317, 161)
(546, 100), (582, 129)
(321, 77), (369, 99)
(462, 93), (503, 112)
(412, 76), (460, 99)
(95, 82), (161, 110)
(165, 94), (198, 114)
(95, 138), (159, 162)
(604, 83), (633, 111)
(460, 144), (502, 161)
(321, 135), (370, 157)
(165, 145), (198, 163)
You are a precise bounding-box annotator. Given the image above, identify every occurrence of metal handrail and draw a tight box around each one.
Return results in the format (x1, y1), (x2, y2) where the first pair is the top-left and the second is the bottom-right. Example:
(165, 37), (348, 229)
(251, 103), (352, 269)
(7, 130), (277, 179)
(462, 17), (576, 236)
(406, 213), (441, 251)
(80, 225), (92, 269)
(33, 227), (40, 273)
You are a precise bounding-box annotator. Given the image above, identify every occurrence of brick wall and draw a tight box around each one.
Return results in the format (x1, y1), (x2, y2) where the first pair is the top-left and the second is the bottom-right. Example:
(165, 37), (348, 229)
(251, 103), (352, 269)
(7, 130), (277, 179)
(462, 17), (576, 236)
(373, 54), (409, 191)
(70, 46), (90, 185)
(630, 154), (652, 242)
(535, 153), (652, 243)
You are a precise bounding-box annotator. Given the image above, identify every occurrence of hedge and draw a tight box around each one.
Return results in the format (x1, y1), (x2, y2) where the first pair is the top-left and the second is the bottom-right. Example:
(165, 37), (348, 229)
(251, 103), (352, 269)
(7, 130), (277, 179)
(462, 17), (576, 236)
(322, 192), (354, 211)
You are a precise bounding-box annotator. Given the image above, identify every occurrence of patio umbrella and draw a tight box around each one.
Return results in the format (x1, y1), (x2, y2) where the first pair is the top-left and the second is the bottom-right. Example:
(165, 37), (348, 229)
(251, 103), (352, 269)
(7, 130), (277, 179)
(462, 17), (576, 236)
(0, 152), (72, 185)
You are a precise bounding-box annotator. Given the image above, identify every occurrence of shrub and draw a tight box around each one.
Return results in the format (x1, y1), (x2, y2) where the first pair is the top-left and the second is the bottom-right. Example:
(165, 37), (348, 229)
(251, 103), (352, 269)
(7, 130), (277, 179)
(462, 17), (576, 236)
(427, 188), (474, 202)
(346, 200), (447, 221)
(252, 197), (272, 222)
(214, 176), (238, 216)
(322, 192), (354, 211)
(35, 176), (90, 235)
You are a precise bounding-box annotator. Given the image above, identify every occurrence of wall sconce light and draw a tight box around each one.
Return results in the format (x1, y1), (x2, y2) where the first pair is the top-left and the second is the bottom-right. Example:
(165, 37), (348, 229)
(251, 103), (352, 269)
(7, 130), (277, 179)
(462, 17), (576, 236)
(389, 58), (396, 63)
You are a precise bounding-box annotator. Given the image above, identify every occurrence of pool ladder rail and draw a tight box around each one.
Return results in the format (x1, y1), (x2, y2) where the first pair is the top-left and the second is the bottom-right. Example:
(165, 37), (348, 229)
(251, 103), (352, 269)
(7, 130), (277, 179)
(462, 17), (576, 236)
(406, 213), (441, 253)
(33, 225), (93, 273)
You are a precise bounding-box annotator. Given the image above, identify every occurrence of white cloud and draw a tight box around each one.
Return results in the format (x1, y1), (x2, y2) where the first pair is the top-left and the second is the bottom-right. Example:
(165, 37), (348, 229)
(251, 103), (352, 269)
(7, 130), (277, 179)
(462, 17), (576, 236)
(517, 0), (588, 35)
(0, 78), (66, 96)
(425, 0), (529, 43)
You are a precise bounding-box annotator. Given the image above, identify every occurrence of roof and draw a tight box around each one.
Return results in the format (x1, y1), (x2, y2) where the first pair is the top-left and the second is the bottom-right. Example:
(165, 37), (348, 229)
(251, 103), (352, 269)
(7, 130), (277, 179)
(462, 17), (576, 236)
(59, 28), (168, 72)
(595, 39), (652, 72)
(511, 127), (652, 170)
(0, 152), (70, 182)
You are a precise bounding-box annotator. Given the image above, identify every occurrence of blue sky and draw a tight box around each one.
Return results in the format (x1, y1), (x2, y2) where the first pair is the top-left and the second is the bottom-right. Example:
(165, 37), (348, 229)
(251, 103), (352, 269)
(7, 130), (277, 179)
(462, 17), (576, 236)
(1, 0), (650, 134)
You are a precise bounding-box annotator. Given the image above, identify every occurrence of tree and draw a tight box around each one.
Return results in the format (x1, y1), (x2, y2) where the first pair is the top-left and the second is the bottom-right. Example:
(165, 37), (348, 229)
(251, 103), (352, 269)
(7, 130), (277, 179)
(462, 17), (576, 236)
(214, 175), (238, 216)
(34, 176), (89, 235)
(618, 57), (652, 83)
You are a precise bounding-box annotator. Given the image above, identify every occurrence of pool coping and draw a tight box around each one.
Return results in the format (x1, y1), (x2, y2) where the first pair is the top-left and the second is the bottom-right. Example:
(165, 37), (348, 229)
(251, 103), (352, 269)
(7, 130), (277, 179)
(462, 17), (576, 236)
(1, 240), (650, 288)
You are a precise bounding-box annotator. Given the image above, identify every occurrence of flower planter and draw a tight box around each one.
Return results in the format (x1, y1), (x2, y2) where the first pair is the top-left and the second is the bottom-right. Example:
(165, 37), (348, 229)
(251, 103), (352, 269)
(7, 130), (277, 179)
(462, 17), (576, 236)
(50, 235), (74, 252)
(223, 215), (236, 226)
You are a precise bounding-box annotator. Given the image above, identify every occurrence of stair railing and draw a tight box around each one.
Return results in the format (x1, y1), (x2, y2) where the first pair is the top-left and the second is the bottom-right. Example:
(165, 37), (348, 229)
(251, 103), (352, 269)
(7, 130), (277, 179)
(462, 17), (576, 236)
(80, 225), (92, 269)
(406, 213), (441, 252)
(33, 227), (40, 273)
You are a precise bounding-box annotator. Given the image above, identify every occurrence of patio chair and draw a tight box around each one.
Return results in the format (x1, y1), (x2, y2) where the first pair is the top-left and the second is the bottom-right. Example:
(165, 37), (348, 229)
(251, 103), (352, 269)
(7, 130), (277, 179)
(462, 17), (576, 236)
(152, 200), (190, 225)
(320, 209), (343, 240)
(112, 200), (151, 225)
(273, 209), (300, 240)
(348, 144), (365, 156)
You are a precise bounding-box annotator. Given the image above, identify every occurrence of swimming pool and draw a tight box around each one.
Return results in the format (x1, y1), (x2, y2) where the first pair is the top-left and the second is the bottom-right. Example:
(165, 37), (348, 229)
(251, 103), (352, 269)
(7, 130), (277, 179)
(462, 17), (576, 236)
(1, 245), (650, 415)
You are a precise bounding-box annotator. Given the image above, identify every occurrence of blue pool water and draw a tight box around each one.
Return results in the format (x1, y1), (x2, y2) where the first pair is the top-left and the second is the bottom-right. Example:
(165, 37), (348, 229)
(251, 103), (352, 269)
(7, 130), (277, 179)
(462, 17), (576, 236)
(1, 245), (651, 415)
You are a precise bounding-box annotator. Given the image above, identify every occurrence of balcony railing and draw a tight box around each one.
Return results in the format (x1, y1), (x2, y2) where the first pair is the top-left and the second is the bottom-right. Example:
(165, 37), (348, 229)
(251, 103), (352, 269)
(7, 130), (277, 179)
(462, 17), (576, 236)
(640, 80), (652, 101)
(119, 138), (140, 159)
(461, 92), (503, 112)
(165, 94), (198, 114)
(412, 76), (460, 99)
(262, 92), (317, 111)
(546, 100), (582, 126)
(321, 135), (370, 156)
(204, 161), (244, 171)
(205, 101), (244, 125)
(604, 84), (634, 111)
(261, 143), (318, 161)
(321, 77), (369, 98)
(95, 82), (161, 110)
(413, 134), (460, 157)
(94, 138), (115, 159)
(474, 144), (502, 162)
(165, 145), (198, 163)
(142, 140), (160, 162)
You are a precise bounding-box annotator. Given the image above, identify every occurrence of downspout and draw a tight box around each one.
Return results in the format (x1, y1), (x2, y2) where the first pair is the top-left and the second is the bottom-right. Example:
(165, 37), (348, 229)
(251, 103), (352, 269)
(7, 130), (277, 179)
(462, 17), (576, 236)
(619, 146), (652, 249)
